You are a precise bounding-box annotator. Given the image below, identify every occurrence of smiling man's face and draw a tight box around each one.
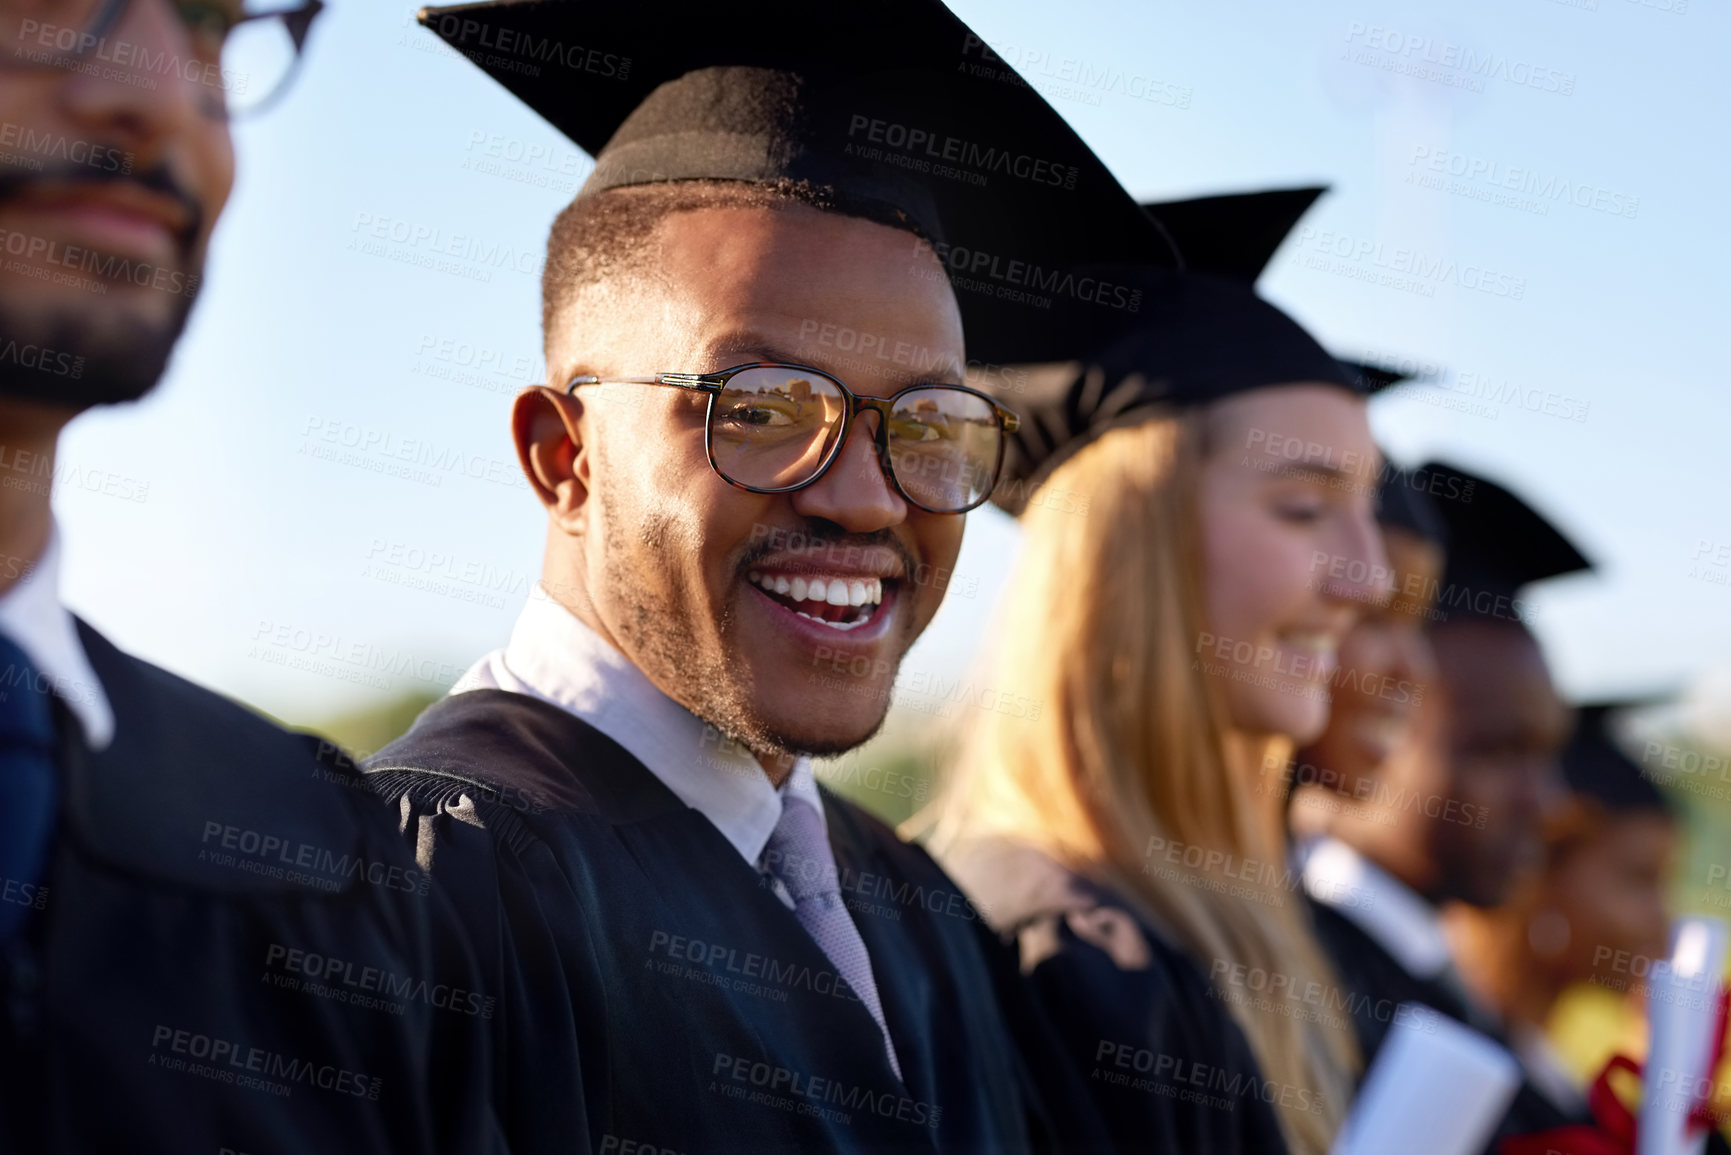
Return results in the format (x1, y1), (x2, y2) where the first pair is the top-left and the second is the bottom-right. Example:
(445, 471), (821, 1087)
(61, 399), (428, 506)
(0, 0), (232, 409)
(546, 199), (967, 759)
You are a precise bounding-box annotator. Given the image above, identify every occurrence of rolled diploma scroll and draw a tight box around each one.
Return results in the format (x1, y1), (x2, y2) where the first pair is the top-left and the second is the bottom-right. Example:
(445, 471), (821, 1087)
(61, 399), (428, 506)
(1332, 1003), (1521, 1155)
(1638, 917), (1728, 1155)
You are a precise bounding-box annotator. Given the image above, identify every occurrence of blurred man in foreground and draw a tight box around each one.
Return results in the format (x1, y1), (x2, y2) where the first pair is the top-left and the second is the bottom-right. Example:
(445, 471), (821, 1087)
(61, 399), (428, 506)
(0, 1), (500, 1149)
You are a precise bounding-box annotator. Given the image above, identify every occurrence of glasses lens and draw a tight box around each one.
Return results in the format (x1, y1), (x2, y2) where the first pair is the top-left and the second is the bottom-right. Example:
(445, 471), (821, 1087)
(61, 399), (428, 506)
(709, 366), (847, 491)
(886, 387), (1002, 512)
(221, 8), (306, 117)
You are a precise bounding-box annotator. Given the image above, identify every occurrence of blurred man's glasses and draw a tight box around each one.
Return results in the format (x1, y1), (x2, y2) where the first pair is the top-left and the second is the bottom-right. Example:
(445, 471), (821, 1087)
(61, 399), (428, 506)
(0, 0), (323, 119)
(567, 362), (1022, 515)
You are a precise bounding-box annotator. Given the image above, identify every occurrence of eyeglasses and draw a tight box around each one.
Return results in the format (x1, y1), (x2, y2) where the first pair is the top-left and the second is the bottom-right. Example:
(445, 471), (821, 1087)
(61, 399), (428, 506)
(567, 362), (1021, 515)
(0, 0), (324, 119)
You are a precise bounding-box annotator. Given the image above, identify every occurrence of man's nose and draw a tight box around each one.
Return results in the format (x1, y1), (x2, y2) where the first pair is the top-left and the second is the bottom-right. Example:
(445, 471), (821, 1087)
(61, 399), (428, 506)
(58, 0), (212, 153)
(789, 410), (908, 534)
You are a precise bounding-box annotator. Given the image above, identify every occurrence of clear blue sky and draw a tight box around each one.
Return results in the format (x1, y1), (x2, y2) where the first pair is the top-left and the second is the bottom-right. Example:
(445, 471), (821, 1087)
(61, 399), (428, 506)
(52, 0), (1731, 734)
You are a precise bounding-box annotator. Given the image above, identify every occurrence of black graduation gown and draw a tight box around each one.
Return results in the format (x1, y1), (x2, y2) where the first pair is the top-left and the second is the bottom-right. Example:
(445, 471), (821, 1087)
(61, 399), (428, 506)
(944, 841), (1292, 1155)
(0, 620), (503, 1154)
(1307, 897), (1581, 1146)
(364, 689), (1095, 1155)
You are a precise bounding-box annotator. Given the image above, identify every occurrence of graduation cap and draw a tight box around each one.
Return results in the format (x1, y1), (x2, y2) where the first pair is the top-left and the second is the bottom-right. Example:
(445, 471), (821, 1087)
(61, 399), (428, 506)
(1417, 461), (1591, 627)
(1560, 703), (1673, 816)
(1377, 466), (1448, 546)
(415, 0), (1176, 362)
(975, 185), (1410, 512)
(1143, 186), (1326, 283)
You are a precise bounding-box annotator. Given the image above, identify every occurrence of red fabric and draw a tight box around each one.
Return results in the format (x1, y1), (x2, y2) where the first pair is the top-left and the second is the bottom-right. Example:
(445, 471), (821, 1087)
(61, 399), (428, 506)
(1498, 990), (1731, 1155)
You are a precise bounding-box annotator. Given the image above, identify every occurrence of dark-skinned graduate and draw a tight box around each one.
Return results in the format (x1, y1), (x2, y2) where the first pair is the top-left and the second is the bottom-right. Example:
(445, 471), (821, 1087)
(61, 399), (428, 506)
(922, 186), (1411, 1155)
(362, 1), (1178, 1152)
(1288, 460), (1596, 1151)
(1447, 702), (1682, 1121)
(0, 0), (502, 1151)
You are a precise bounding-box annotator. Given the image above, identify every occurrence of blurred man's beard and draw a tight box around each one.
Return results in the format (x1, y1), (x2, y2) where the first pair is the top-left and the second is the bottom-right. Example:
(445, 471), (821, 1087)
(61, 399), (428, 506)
(0, 296), (191, 410)
(0, 159), (202, 410)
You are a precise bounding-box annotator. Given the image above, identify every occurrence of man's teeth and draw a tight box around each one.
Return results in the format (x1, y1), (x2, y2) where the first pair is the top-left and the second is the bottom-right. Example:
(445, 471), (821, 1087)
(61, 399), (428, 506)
(748, 571), (883, 608)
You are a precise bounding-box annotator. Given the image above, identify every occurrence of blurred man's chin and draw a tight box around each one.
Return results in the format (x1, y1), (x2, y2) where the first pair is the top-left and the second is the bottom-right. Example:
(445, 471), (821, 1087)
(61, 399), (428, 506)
(0, 290), (188, 409)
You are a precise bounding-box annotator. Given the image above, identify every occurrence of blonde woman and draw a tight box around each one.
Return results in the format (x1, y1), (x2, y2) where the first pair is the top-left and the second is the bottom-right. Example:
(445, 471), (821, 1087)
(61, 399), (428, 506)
(923, 268), (1388, 1155)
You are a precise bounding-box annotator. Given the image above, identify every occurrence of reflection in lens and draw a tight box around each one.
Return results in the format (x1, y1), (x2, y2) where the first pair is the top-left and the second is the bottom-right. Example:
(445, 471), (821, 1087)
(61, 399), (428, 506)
(887, 388), (999, 512)
(710, 366), (845, 491)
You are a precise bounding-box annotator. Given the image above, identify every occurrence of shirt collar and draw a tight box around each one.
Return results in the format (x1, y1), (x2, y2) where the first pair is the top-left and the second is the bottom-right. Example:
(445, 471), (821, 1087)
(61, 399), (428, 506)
(456, 588), (820, 864)
(1297, 835), (1453, 978)
(0, 528), (114, 749)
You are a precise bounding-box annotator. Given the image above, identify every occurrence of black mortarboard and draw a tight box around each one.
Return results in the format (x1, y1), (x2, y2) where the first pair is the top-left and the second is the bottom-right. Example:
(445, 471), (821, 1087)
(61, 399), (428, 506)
(1418, 461), (1592, 626)
(1143, 187), (1326, 283)
(1377, 466), (1448, 546)
(416, 0), (1175, 361)
(975, 186), (1405, 513)
(1560, 704), (1674, 816)
(1140, 187), (1416, 399)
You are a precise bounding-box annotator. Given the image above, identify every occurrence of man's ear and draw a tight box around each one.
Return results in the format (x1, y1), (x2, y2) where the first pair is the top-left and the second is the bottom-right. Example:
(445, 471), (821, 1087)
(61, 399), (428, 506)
(512, 386), (589, 533)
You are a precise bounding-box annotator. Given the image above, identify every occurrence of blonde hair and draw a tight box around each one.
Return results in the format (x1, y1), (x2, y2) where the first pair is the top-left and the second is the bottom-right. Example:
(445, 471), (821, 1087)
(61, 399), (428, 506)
(926, 414), (1358, 1155)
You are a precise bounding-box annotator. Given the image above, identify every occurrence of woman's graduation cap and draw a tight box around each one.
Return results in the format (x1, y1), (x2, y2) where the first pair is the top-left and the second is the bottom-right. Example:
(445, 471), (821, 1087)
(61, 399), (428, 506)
(1415, 461), (1592, 627)
(413, 0), (1176, 361)
(977, 186), (1407, 513)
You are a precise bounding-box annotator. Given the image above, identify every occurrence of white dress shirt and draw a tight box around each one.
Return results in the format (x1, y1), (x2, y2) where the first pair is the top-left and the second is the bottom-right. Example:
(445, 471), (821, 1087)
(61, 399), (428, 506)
(454, 587), (828, 905)
(0, 528), (114, 749)
(1296, 835), (1455, 979)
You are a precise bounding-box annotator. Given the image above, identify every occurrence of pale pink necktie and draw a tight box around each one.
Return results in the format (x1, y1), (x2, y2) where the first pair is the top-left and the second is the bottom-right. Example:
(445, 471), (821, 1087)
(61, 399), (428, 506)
(762, 796), (903, 1080)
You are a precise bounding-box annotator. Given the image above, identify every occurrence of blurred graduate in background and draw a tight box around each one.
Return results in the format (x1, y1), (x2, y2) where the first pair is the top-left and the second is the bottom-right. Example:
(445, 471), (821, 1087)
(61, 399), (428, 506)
(1289, 461), (1593, 1148)
(1444, 702), (1680, 1118)
(924, 188), (1391, 1155)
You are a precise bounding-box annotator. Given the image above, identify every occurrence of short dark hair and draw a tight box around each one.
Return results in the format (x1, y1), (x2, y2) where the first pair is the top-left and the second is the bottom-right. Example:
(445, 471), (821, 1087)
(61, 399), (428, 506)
(540, 179), (927, 360)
